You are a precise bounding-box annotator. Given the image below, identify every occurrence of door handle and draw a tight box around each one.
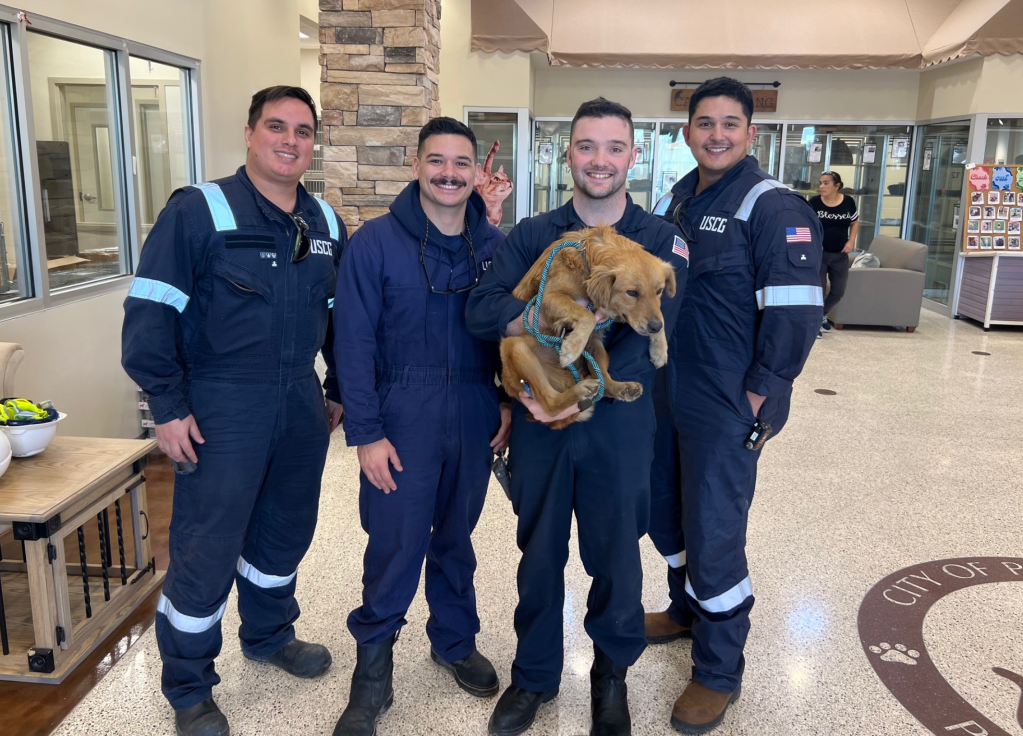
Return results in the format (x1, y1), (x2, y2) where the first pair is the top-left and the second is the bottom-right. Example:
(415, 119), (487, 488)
(80, 192), (97, 203)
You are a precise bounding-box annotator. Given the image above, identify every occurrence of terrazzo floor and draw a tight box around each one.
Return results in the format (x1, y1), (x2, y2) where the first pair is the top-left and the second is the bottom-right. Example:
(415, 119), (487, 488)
(49, 310), (1023, 736)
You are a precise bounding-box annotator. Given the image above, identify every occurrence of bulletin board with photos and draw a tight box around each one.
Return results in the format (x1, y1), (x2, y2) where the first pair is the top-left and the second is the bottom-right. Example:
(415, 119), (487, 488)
(963, 164), (1023, 253)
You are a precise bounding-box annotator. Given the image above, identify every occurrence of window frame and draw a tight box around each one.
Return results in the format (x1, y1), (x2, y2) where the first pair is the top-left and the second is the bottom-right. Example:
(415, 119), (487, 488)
(0, 5), (202, 320)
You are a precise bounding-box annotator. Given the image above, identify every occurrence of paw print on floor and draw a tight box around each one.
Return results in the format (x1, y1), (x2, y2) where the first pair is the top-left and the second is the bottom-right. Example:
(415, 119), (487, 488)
(869, 642), (921, 665)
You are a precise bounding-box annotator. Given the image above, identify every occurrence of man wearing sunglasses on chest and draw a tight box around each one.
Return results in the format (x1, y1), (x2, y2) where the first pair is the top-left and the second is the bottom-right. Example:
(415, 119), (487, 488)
(122, 86), (346, 736)
(331, 117), (511, 736)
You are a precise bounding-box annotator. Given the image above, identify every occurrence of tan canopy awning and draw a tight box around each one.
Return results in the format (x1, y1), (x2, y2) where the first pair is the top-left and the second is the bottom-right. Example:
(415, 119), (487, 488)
(470, 0), (1023, 70)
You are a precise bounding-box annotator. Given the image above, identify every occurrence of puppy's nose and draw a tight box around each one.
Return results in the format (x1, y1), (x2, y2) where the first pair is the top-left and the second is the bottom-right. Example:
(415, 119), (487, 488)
(647, 319), (663, 334)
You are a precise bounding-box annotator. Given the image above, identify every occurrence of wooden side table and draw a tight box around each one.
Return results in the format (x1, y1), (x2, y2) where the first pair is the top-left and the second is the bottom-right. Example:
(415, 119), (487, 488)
(0, 436), (164, 683)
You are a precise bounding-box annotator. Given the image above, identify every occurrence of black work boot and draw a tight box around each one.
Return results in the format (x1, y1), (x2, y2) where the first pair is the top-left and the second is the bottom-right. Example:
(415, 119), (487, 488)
(431, 648), (500, 697)
(590, 645), (631, 736)
(488, 685), (558, 736)
(332, 636), (396, 736)
(244, 638), (332, 678)
(175, 698), (229, 736)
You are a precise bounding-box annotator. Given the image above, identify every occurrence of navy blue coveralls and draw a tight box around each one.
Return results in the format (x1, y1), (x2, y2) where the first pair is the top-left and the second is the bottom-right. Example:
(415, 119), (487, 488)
(121, 166), (347, 710)
(649, 155), (822, 693)
(465, 196), (690, 692)
(334, 183), (505, 663)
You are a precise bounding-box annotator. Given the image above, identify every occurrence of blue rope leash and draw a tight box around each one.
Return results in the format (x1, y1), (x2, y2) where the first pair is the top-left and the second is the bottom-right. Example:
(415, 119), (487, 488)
(521, 241), (614, 402)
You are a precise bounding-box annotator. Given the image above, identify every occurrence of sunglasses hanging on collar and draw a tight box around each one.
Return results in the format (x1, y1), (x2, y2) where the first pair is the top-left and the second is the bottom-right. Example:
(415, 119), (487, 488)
(419, 216), (481, 294)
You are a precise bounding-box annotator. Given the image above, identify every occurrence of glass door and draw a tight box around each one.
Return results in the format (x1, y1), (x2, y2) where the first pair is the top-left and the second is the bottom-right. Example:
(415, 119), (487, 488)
(908, 122), (971, 306)
(533, 120), (572, 217)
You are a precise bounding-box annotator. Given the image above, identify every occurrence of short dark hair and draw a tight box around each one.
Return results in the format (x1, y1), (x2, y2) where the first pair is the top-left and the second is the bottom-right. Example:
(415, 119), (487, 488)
(418, 117), (477, 152)
(689, 77), (754, 126)
(821, 170), (844, 188)
(248, 86), (318, 133)
(571, 97), (635, 141)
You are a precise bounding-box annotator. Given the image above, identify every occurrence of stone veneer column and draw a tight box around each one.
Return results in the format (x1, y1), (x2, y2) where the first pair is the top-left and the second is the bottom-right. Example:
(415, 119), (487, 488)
(319, 0), (441, 232)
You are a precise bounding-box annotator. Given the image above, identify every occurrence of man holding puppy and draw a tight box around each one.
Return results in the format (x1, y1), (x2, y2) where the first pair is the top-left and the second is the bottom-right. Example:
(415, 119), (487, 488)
(467, 98), (689, 736)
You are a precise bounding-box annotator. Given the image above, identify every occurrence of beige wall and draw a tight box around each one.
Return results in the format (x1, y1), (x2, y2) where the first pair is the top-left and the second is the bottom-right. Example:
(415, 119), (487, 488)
(918, 55), (1023, 119)
(532, 66), (921, 121)
(2, 0), (302, 439)
(301, 48), (321, 111)
(439, 0), (532, 118)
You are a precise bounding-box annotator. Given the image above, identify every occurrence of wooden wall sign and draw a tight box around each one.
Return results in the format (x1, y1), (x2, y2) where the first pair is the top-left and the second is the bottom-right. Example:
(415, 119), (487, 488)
(670, 88), (778, 114)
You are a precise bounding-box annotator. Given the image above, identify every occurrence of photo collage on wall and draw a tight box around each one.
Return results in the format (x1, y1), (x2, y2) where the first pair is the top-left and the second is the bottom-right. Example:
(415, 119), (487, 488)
(964, 164), (1023, 252)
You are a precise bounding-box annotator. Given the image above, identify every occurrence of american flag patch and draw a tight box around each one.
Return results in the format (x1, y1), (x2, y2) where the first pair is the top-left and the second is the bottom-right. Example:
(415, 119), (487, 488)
(672, 235), (689, 262)
(786, 227), (812, 243)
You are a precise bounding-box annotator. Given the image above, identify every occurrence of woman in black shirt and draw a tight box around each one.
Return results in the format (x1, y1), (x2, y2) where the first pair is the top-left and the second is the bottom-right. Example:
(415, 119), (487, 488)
(810, 171), (859, 333)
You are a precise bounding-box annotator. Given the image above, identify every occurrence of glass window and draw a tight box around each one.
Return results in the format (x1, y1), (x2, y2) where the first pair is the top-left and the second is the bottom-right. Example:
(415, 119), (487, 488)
(909, 121), (971, 305)
(0, 25), (28, 305)
(983, 118), (1023, 165)
(653, 122), (697, 206)
(466, 111), (518, 232)
(129, 56), (193, 240)
(27, 31), (127, 292)
(751, 123), (782, 178)
(533, 120), (572, 217)
(627, 122), (656, 211)
(786, 124), (914, 250)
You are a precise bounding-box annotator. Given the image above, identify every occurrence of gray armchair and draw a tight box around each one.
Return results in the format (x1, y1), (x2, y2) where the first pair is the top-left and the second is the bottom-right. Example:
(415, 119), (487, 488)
(828, 236), (927, 333)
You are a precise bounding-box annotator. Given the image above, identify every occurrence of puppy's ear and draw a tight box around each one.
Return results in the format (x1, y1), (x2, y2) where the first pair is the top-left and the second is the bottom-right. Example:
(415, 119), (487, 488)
(559, 246), (587, 272)
(586, 265), (616, 309)
(663, 263), (677, 298)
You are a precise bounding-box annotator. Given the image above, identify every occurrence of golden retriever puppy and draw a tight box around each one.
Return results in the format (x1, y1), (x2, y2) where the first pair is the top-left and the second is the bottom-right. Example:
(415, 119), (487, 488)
(500, 226), (675, 429)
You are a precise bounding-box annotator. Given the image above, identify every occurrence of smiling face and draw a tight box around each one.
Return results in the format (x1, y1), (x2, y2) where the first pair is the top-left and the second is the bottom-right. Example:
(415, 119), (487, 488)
(683, 95), (756, 185)
(566, 116), (637, 203)
(413, 133), (479, 216)
(244, 97), (316, 189)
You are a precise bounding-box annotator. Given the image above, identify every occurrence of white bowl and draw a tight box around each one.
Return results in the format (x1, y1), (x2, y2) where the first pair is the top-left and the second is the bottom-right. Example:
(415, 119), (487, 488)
(0, 412), (67, 458)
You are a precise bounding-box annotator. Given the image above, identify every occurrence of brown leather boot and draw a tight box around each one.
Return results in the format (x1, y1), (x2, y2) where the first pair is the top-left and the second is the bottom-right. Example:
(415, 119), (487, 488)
(644, 611), (692, 644)
(670, 681), (740, 734)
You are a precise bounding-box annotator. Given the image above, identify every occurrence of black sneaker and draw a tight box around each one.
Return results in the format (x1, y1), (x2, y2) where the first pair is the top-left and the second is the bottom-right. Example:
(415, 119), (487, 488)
(431, 648), (500, 697)
(821, 317), (832, 332)
(175, 698), (229, 736)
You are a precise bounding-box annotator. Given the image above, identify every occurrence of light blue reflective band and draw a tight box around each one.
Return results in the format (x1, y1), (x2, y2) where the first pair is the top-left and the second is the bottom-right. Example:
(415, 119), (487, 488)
(327, 297), (335, 309)
(192, 182), (237, 232)
(313, 196), (339, 241)
(664, 550), (686, 569)
(157, 592), (227, 634)
(755, 285), (824, 309)
(236, 557), (297, 589)
(685, 575), (753, 614)
(128, 277), (190, 313)
(735, 179), (790, 221)
(652, 192), (674, 217)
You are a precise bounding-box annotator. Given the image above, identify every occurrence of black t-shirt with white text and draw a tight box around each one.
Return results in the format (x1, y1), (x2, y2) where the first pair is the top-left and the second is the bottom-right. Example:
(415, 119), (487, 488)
(810, 195), (858, 253)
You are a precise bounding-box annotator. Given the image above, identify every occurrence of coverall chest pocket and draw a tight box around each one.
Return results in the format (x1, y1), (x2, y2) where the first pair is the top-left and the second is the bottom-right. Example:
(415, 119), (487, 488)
(202, 255), (276, 356)
(381, 285), (423, 350)
(692, 247), (751, 281)
(301, 265), (337, 355)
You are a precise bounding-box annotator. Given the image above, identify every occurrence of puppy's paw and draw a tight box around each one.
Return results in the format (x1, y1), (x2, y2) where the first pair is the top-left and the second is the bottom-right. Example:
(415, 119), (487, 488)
(616, 382), (643, 402)
(649, 334), (669, 368)
(559, 333), (588, 367)
(575, 378), (601, 401)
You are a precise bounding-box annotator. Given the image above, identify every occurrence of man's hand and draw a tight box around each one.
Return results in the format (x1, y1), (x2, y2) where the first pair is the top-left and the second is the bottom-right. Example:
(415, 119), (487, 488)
(746, 391), (766, 419)
(326, 399), (344, 433)
(491, 402), (512, 453)
(155, 415), (205, 464)
(357, 438), (403, 493)
(519, 391), (580, 424)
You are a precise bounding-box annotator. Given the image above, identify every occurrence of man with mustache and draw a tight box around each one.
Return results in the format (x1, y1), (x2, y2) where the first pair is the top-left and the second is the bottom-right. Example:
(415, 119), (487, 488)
(647, 77), (822, 733)
(467, 98), (690, 736)
(331, 117), (511, 736)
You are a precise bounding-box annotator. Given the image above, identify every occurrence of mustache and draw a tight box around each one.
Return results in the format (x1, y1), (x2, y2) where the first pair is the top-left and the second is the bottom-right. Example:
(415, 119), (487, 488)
(430, 176), (467, 187)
